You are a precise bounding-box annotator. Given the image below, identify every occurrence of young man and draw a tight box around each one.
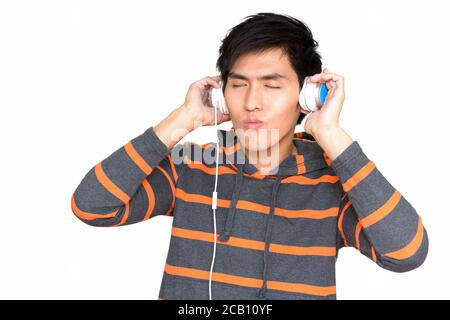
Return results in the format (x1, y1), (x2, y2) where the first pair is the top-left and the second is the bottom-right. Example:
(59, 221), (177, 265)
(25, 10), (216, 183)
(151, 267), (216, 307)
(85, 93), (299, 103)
(71, 13), (428, 300)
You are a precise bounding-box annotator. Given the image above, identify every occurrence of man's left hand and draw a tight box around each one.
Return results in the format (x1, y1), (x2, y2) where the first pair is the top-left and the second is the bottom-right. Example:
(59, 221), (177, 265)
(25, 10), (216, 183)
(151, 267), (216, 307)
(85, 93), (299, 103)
(303, 68), (345, 137)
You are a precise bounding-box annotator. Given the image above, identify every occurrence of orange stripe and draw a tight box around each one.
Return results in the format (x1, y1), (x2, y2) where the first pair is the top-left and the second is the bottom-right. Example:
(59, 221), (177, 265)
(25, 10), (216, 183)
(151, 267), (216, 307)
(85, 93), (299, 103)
(124, 141), (153, 175)
(142, 179), (156, 220)
(95, 163), (130, 204)
(275, 207), (339, 219)
(355, 223), (362, 250)
(222, 144), (241, 155)
(248, 171), (267, 180)
(164, 263), (336, 297)
(237, 200), (270, 214)
(283, 175), (339, 185)
(190, 141), (237, 154)
(371, 246), (377, 262)
(116, 202), (130, 226)
(188, 154), (250, 177)
(71, 194), (118, 221)
(338, 201), (351, 247)
(323, 152), (331, 166)
(183, 142), (241, 157)
(185, 160), (237, 175)
(156, 166), (176, 214)
(383, 217), (424, 260)
(176, 188), (231, 207)
(176, 188), (338, 219)
(174, 155), (268, 179)
(167, 155), (178, 183)
(296, 155), (306, 175)
(270, 243), (335, 257)
(360, 190), (402, 228)
(342, 161), (376, 192)
(172, 227), (336, 257)
(225, 158), (238, 171)
(196, 142), (234, 152)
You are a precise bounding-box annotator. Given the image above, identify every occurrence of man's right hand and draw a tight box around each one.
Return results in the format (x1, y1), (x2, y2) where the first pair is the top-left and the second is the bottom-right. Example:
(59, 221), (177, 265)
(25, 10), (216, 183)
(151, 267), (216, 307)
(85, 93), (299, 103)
(154, 76), (231, 150)
(180, 75), (231, 127)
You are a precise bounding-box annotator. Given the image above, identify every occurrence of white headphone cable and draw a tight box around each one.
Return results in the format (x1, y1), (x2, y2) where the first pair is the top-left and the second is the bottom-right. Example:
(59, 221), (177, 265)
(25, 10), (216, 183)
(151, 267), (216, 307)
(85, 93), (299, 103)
(209, 97), (219, 300)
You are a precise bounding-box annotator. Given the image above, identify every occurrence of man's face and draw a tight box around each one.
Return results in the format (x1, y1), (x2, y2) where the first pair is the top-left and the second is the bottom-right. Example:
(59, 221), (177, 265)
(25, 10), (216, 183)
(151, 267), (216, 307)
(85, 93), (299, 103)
(224, 47), (309, 152)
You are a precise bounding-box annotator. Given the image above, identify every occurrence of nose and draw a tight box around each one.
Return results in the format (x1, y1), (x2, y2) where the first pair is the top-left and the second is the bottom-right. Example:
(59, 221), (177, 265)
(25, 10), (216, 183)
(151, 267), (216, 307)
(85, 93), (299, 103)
(244, 84), (263, 112)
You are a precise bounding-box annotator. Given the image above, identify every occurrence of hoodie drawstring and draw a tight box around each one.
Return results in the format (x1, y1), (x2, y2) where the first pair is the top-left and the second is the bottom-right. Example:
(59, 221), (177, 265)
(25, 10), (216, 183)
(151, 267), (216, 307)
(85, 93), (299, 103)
(218, 164), (244, 242)
(257, 175), (283, 299)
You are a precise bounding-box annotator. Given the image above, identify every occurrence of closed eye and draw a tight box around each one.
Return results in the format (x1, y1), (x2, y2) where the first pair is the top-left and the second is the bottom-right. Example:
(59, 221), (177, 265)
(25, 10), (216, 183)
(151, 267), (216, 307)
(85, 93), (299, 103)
(231, 85), (281, 89)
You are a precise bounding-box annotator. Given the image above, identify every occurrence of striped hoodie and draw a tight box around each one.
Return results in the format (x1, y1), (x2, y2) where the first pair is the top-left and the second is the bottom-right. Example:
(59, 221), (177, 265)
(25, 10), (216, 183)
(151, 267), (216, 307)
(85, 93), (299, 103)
(71, 126), (428, 300)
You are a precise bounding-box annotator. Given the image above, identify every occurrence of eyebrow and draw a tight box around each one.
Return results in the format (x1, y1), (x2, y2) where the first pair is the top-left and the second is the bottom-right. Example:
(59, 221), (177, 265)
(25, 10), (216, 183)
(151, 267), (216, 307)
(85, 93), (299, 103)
(228, 72), (288, 81)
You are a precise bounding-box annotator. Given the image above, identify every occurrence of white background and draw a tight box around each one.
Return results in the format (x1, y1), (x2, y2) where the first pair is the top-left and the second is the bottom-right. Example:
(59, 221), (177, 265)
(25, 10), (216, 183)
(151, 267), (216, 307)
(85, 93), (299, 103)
(0, 0), (449, 299)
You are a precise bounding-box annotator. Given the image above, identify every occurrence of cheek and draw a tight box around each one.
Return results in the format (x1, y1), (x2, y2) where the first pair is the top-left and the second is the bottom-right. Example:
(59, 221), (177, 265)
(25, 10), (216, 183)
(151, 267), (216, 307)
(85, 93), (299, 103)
(268, 96), (300, 123)
(224, 93), (239, 115)
(267, 87), (298, 107)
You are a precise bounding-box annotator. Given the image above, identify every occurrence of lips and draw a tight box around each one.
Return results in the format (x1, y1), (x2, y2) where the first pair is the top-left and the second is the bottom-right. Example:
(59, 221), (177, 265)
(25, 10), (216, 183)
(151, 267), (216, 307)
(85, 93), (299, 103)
(243, 119), (264, 129)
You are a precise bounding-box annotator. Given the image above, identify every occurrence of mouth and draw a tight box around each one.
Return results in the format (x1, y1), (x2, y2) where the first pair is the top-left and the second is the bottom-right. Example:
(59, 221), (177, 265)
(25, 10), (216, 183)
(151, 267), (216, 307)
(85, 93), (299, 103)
(243, 120), (264, 129)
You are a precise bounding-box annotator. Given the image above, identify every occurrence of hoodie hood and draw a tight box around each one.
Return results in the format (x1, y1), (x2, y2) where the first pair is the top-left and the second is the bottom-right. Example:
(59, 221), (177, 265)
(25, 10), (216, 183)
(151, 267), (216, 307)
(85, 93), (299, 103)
(216, 127), (331, 177)
(215, 127), (331, 298)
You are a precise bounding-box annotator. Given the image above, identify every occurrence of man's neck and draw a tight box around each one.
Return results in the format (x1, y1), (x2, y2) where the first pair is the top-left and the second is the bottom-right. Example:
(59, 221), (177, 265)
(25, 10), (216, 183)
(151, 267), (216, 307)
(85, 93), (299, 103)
(243, 130), (297, 175)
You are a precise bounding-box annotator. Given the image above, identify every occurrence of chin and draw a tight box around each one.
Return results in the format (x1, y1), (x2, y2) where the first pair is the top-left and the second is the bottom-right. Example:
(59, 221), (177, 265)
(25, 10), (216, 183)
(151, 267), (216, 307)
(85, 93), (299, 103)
(235, 127), (281, 152)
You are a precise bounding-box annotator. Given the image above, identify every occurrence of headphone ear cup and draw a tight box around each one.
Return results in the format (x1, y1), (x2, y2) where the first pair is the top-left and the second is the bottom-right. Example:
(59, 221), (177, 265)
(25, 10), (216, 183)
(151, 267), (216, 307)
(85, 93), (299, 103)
(220, 82), (229, 114)
(299, 77), (311, 112)
(299, 76), (323, 112)
(211, 81), (229, 115)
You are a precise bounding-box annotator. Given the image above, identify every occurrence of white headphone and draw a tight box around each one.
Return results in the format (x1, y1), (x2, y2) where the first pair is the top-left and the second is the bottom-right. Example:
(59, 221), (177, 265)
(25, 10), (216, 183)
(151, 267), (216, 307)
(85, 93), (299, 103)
(209, 76), (329, 114)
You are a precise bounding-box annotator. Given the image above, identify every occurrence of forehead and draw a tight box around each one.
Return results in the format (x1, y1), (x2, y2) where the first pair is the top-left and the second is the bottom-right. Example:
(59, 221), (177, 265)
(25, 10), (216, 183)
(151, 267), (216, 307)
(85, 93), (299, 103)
(229, 48), (295, 80)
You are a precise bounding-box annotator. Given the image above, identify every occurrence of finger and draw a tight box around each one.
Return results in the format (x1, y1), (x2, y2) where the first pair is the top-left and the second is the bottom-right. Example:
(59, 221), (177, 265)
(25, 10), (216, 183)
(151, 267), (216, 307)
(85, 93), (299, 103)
(308, 72), (327, 82)
(329, 81), (336, 90)
(210, 75), (223, 85)
(310, 72), (342, 81)
(308, 72), (332, 82)
(199, 76), (221, 88)
(209, 76), (222, 87)
(309, 73), (344, 87)
(326, 74), (344, 88)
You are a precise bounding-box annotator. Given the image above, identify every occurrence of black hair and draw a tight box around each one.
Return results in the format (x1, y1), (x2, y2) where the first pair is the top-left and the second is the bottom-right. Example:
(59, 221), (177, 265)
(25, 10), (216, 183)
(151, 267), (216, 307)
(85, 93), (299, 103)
(216, 12), (322, 125)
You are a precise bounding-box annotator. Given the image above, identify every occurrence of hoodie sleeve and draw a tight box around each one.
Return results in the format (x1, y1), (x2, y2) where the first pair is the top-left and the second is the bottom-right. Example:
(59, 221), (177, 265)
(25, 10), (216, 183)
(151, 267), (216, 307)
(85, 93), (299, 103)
(330, 141), (428, 272)
(71, 126), (185, 227)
